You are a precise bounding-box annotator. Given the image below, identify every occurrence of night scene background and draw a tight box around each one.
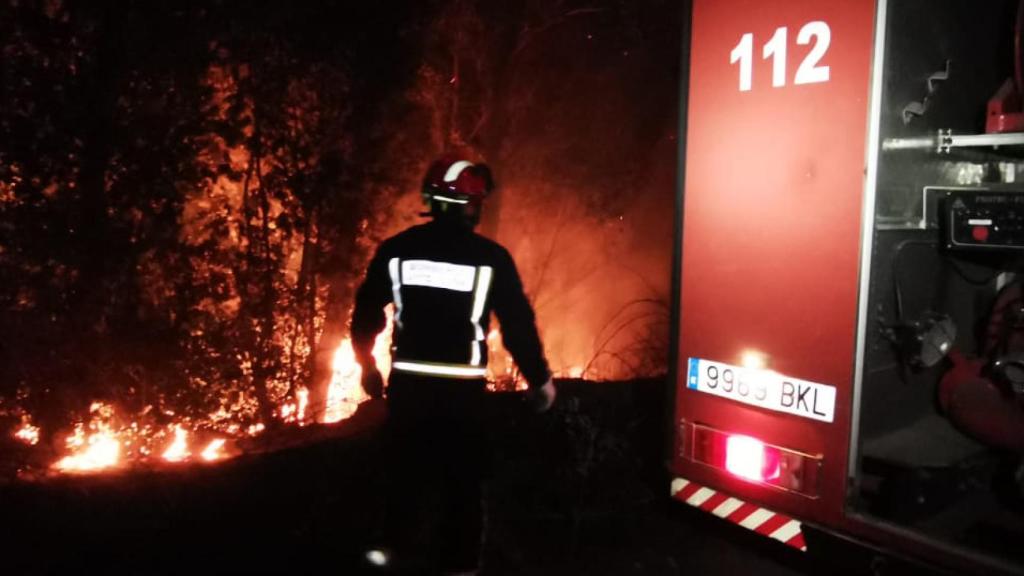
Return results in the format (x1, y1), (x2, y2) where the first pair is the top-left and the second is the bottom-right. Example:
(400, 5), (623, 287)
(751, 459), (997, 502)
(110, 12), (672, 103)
(0, 1), (828, 575)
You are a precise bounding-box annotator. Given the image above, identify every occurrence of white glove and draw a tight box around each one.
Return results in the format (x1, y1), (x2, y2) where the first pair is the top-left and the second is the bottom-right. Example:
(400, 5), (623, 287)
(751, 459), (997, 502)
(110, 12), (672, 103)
(529, 379), (557, 413)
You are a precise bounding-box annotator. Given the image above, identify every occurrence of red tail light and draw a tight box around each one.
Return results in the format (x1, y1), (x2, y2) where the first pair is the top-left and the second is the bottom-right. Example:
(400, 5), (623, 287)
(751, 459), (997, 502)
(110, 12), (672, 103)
(725, 435), (781, 482)
(683, 422), (821, 497)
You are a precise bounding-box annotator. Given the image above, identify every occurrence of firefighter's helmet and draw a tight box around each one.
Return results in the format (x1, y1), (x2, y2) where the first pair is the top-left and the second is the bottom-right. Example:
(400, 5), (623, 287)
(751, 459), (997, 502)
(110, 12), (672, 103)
(422, 157), (493, 225)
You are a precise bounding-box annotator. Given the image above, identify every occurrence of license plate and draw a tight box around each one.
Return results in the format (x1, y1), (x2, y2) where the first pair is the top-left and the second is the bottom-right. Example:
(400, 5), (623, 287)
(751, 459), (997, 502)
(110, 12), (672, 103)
(686, 357), (835, 423)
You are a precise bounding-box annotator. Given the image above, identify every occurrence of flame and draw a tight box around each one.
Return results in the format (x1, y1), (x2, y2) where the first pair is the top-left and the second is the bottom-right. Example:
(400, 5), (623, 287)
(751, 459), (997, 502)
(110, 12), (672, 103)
(322, 307), (393, 424)
(161, 425), (191, 463)
(279, 387), (310, 426)
(323, 338), (368, 424)
(36, 308), (424, 474)
(372, 307), (394, 380)
(54, 423), (121, 473)
(486, 328), (527, 391)
(296, 387), (309, 422)
(49, 402), (228, 472)
(14, 419), (39, 445)
(201, 439), (227, 461)
(38, 312), (518, 475)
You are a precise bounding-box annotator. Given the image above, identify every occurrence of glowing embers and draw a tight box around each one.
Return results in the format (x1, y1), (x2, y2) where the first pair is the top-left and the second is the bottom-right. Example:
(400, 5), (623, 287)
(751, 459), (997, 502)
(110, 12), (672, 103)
(685, 422), (821, 497)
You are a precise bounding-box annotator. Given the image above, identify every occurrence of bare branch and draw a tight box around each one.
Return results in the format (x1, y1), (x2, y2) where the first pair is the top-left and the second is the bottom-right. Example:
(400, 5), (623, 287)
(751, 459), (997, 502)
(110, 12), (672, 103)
(529, 199), (570, 305)
(581, 298), (667, 378)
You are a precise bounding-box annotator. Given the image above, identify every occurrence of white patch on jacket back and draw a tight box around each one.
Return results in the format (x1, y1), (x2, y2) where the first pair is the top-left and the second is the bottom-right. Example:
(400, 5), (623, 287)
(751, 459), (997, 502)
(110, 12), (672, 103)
(401, 259), (476, 292)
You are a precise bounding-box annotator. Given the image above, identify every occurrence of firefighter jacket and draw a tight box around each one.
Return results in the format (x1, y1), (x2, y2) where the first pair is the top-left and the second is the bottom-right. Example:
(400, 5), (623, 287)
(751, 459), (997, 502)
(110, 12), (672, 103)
(351, 219), (551, 388)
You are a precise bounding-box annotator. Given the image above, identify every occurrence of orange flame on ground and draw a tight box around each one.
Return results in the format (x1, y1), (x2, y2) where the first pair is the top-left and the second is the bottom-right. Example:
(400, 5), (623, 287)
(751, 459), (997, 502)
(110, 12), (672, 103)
(323, 339), (368, 424)
(53, 403), (121, 473)
(162, 425), (191, 463)
(39, 325), (386, 473)
(201, 439), (227, 461)
(323, 307), (393, 424)
(21, 301), (580, 475)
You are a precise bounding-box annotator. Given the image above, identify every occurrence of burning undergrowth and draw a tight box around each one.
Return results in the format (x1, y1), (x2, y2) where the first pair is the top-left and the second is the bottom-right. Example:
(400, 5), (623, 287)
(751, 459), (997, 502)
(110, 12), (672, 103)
(0, 181), (671, 480)
(1, 329), (389, 478)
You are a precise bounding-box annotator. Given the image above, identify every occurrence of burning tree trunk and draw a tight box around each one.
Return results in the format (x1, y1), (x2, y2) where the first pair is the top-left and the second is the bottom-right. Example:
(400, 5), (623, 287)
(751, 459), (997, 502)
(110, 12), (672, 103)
(309, 283), (345, 423)
(174, 42), (362, 430)
(307, 200), (364, 423)
(245, 117), (279, 428)
(290, 206), (319, 404)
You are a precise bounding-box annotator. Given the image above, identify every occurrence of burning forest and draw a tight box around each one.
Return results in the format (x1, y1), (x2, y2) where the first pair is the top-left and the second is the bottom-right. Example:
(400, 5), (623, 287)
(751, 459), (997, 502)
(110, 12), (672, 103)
(0, 0), (680, 481)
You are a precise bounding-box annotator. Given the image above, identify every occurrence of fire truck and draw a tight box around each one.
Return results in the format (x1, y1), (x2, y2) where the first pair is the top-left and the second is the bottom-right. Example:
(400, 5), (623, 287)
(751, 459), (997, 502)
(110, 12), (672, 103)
(670, 0), (1024, 573)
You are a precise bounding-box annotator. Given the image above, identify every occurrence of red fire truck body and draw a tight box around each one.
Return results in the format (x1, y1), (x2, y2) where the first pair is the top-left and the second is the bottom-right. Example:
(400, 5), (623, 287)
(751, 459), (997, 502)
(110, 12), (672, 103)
(671, 0), (1024, 573)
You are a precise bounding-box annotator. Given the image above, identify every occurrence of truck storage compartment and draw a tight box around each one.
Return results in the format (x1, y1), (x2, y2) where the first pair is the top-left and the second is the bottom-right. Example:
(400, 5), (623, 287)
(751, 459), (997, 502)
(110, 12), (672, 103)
(852, 0), (1024, 570)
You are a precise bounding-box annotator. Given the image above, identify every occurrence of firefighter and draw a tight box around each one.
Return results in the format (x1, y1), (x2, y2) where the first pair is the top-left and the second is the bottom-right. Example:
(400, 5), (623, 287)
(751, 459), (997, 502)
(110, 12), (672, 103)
(352, 156), (556, 575)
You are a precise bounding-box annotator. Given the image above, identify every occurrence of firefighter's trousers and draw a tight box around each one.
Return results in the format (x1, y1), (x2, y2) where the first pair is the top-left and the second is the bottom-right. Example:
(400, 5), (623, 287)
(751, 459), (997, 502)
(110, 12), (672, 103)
(383, 372), (489, 574)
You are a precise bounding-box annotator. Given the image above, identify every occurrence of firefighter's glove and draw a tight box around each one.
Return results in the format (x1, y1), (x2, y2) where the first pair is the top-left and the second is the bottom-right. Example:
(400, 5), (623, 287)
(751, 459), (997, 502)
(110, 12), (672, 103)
(528, 379), (557, 413)
(361, 366), (385, 399)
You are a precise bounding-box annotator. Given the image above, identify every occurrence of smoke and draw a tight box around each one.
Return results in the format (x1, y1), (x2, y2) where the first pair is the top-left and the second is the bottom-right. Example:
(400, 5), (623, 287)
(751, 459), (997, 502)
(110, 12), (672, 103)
(493, 138), (675, 380)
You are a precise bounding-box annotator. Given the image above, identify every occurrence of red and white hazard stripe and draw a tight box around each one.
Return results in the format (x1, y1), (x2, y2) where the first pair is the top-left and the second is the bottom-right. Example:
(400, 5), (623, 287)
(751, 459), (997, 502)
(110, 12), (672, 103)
(671, 477), (807, 551)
